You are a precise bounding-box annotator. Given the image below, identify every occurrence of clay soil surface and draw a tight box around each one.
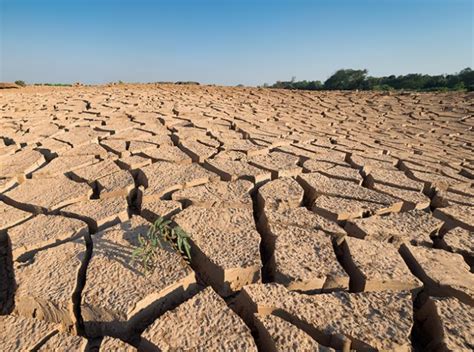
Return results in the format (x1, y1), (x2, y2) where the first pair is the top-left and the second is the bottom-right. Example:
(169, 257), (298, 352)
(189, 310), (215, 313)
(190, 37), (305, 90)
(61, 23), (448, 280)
(0, 85), (473, 351)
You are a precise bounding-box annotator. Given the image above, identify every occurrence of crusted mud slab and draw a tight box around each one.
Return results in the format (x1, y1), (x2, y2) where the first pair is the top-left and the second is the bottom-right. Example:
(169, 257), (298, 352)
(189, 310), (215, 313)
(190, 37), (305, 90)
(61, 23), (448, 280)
(0, 85), (472, 350)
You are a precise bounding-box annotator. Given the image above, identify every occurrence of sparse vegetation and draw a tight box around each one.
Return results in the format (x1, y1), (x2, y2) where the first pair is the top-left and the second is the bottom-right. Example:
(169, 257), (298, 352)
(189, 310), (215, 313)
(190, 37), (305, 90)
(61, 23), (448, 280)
(267, 67), (474, 92)
(33, 83), (73, 87)
(175, 81), (200, 85)
(132, 217), (192, 273)
(14, 80), (26, 87)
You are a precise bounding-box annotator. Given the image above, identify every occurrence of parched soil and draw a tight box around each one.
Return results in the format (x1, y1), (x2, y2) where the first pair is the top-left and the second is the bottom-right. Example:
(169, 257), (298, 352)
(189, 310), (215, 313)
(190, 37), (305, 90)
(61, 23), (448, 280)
(0, 85), (473, 351)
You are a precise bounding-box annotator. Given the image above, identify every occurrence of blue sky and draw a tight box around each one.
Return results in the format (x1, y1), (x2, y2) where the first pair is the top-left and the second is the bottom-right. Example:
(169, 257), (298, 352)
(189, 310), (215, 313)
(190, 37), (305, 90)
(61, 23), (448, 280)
(0, 0), (472, 85)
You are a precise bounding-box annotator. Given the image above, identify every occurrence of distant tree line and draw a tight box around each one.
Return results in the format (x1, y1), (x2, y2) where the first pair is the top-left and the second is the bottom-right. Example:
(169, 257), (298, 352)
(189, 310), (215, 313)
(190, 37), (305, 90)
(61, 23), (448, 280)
(266, 67), (474, 91)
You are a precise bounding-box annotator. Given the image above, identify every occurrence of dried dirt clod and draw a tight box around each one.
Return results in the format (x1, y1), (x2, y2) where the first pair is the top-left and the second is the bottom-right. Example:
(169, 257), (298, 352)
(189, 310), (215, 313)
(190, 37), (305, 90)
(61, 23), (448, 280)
(13, 236), (88, 329)
(116, 154), (152, 170)
(270, 224), (349, 293)
(260, 207), (345, 238)
(140, 287), (257, 351)
(257, 177), (304, 212)
(235, 283), (413, 351)
(344, 209), (443, 245)
(0, 315), (59, 351)
(0, 200), (32, 231)
(178, 139), (218, 162)
(0, 149), (46, 182)
(139, 144), (193, 165)
(400, 244), (474, 306)
(0, 177), (17, 193)
(338, 236), (422, 292)
(416, 296), (474, 351)
(99, 336), (137, 351)
(7, 214), (88, 260)
(31, 155), (99, 179)
(249, 151), (302, 179)
(173, 206), (261, 296)
(96, 169), (135, 199)
(81, 216), (197, 337)
(138, 161), (217, 201)
(440, 226), (473, 266)
(59, 196), (129, 233)
(172, 179), (253, 209)
(70, 159), (122, 183)
(297, 172), (404, 220)
(433, 204), (474, 232)
(140, 199), (182, 223)
(364, 168), (425, 191)
(205, 151), (272, 183)
(37, 331), (88, 351)
(2, 175), (93, 213)
(254, 313), (334, 351)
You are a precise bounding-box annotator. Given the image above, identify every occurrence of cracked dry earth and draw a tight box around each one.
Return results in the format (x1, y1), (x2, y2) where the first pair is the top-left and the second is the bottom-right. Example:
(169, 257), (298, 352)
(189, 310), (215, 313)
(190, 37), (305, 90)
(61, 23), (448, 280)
(0, 85), (473, 352)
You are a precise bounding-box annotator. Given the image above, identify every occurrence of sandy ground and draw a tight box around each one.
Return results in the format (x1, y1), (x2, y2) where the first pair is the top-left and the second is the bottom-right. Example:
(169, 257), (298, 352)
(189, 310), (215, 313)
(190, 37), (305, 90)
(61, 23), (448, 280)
(0, 85), (473, 351)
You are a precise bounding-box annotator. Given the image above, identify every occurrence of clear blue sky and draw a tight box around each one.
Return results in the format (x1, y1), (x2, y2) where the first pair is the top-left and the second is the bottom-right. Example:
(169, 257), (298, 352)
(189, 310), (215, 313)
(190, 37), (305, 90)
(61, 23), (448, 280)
(1, 0), (472, 85)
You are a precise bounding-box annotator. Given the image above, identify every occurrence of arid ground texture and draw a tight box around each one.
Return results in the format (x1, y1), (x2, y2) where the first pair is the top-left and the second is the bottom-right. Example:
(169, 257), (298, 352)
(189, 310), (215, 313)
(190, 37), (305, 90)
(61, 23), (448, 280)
(0, 85), (473, 351)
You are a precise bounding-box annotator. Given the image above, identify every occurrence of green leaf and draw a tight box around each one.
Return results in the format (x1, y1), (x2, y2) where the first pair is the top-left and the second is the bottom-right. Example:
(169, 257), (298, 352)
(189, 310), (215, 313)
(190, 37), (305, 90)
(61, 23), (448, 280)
(183, 240), (192, 260)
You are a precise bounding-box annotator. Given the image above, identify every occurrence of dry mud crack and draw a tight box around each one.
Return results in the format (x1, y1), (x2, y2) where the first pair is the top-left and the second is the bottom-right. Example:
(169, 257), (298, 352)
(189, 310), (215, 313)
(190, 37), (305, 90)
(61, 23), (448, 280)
(0, 85), (473, 351)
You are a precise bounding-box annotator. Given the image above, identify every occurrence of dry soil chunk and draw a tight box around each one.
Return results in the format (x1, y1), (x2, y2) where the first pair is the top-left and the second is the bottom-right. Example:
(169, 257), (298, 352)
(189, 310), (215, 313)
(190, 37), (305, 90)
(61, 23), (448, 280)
(237, 283), (413, 351)
(298, 173), (403, 220)
(100, 337), (137, 351)
(254, 314), (333, 352)
(205, 151), (272, 183)
(401, 244), (474, 305)
(116, 154), (152, 170)
(37, 332), (88, 351)
(344, 209), (442, 244)
(0, 200), (32, 231)
(0, 149), (46, 181)
(141, 287), (257, 351)
(417, 296), (474, 351)
(0, 315), (58, 351)
(172, 179), (253, 208)
(0, 177), (17, 193)
(339, 236), (421, 292)
(71, 159), (122, 183)
(249, 151), (302, 178)
(140, 145), (192, 164)
(32, 155), (98, 178)
(60, 197), (129, 232)
(442, 227), (473, 262)
(7, 214), (88, 260)
(270, 225), (348, 292)
(14, 237), (88, 328)
(140, 199), (182, 222)
(261, 207), (344, 237)
(178, 139), (218, 162)
(81, 217), (197, 336)
(371, 183), (430, 210)
(174, 206), (261, 296)
(434, 204), (474, 231)
(138, 161), (216, 201)
(365, 168), (424, 191)
(2, 175), (93, 213)
(97, 169), (135, 199)
(257, 177), (304, 211)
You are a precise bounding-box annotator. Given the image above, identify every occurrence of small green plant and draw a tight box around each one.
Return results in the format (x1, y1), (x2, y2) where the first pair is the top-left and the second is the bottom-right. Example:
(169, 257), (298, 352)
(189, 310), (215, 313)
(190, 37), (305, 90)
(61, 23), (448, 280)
(15, 80), (26, 87)
(132, 217), (191, 273)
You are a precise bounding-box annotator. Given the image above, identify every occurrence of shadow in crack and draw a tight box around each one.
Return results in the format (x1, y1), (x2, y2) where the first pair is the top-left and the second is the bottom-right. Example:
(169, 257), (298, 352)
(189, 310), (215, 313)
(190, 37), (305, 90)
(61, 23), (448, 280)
(0, 232), (16, 315)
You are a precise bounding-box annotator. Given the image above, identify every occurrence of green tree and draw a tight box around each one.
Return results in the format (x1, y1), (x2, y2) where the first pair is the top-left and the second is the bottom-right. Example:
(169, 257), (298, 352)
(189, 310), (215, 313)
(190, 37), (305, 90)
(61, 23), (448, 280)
(323, 69), (368, 90)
